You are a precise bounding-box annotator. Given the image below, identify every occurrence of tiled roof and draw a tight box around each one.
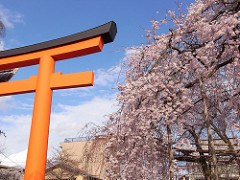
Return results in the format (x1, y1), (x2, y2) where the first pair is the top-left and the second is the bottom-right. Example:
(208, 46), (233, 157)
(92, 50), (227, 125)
(0, 69), (18, 82)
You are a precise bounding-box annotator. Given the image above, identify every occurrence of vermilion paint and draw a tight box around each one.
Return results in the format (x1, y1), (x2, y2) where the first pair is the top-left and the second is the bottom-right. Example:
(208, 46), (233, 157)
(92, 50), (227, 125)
(0, 36), (104, 179)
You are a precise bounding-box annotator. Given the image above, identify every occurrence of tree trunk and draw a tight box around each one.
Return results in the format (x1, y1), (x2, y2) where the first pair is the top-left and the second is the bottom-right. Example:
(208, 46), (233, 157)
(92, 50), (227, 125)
(187, 127), (211, 180)
(199, 160), (211, 180)
(167, 125), (174, 180)
(236, 158), (240, 175)
(210, 122), (234, 150)
(199, 77), (219, 180)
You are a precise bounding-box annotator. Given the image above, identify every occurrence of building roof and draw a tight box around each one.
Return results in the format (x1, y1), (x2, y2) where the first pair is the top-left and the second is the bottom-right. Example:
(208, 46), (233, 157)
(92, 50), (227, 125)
(46, 163), (101, 179)
(0, 69), (18, 82)
(59, 137), (106, 179)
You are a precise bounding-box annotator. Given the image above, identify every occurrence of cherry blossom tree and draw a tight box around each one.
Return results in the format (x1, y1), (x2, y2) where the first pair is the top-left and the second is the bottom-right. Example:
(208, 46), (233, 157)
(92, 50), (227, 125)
(0, 18), (6, 139)
(104, 0), (240, 179)
(46, 149), (81, 180)
(0, 18), (5, 39)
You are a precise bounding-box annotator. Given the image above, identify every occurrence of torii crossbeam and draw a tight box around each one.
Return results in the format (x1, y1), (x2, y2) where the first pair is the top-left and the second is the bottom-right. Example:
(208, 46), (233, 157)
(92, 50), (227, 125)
(0, 21), (117, 180)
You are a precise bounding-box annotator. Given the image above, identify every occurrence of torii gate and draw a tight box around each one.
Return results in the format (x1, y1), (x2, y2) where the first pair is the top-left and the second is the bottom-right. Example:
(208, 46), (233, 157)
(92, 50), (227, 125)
(0, 21), (117, 180)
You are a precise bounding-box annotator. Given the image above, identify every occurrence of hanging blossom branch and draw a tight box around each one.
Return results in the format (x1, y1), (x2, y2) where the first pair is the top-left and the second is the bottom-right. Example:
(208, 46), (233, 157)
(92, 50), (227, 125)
(104, 0), (240, 179)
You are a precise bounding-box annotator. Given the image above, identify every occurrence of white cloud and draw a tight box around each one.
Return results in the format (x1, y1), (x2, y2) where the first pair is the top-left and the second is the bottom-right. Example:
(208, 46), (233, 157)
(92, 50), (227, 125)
(0, 95), (118, 163)
(0, 114), (32, 155)
(55, 86), (94, 97)
(49, 95), (117, 138)
(0, 4), (24, 29)
(55, 66), (121, 97)
(0, 96), (14, 111)
(94, 66), (121, 87)
(0, 40), (4, 50)
(0, 66), (119, 166)
(0, 66), (120, 158)
(0, 65), (120, 155)
(48, 95), (117, 155)
(125, 48), (138, 56)
(7, 38), (24, 47)
(15, 102), (33, 111)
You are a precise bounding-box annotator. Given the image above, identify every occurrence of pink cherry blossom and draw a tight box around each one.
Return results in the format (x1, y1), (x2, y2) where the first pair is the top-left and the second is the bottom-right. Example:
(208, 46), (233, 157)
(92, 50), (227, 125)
(104, 0), (240, 179)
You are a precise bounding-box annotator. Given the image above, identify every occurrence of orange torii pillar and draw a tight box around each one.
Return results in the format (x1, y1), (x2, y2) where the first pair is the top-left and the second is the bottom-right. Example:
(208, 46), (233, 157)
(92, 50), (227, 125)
(0, 21), (117, 180)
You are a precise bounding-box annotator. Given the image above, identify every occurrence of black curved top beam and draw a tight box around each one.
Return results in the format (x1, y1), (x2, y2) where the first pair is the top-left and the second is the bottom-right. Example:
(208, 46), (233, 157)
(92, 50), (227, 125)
(0, 21), (117, 58)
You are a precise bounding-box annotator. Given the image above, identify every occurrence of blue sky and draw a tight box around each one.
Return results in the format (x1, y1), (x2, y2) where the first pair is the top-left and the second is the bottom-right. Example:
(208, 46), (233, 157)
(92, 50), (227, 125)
(0, 0), (194, 167)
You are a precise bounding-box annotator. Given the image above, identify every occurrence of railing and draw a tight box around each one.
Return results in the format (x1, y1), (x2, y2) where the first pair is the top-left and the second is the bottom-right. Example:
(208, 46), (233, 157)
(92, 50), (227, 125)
(63, 135), (108, 143)
(64, 136), (95, 143)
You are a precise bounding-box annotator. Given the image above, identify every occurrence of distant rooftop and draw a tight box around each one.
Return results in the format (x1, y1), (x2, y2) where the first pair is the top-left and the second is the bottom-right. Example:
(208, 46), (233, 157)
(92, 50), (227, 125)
(64, 135), (107, 143)
(64, 136), (95, 143)
(0, 69), (18, 82)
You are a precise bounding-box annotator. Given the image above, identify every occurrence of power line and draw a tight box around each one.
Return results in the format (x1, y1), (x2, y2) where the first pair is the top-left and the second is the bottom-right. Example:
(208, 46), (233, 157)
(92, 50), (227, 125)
(0, 152), (21, 167)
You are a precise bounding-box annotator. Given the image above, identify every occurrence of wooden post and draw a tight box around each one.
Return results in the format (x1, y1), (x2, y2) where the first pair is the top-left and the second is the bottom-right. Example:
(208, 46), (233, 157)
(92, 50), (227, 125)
(0, 21), (117, 180)
(24, 56), (55, 180)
